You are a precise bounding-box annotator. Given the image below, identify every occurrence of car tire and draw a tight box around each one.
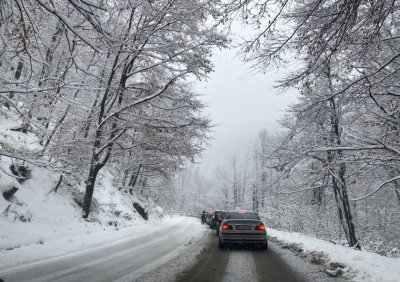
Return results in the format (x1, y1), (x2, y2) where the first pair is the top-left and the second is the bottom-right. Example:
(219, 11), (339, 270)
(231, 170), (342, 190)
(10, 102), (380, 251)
(262, 241), (268, 251)
(219, 238), (225, 249)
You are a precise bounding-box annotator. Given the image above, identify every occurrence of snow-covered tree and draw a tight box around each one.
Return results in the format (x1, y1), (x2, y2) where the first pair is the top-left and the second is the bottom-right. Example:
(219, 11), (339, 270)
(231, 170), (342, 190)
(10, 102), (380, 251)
(0, 0), (227, 218)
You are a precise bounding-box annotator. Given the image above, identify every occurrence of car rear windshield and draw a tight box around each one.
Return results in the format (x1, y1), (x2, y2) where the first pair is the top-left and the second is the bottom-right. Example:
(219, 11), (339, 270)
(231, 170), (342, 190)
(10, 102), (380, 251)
(216, 211), (226, 217)
(226, 211), (259, 220)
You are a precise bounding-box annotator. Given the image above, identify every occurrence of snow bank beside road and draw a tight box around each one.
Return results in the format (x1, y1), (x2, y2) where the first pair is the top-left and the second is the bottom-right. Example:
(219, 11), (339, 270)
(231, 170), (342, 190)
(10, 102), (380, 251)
(269, 228), (400, 282)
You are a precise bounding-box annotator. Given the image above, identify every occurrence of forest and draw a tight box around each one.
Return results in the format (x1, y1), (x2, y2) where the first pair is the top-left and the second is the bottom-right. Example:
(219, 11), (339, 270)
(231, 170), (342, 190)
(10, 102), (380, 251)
(1, 0), (399, 257)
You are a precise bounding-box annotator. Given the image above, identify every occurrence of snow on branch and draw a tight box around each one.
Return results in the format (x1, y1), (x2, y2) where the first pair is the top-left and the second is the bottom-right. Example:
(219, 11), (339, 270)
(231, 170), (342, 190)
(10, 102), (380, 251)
(309, 146), (387, 152)
(351, 175), (400, 201)
(0, 152), (54, 170)
(35, 0), (101, 53)
(98, 71), (189, 129)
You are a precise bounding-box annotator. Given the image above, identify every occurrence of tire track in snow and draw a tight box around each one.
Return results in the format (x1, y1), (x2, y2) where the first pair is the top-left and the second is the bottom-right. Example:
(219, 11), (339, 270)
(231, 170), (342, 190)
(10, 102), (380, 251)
(223, 250), (257, 282)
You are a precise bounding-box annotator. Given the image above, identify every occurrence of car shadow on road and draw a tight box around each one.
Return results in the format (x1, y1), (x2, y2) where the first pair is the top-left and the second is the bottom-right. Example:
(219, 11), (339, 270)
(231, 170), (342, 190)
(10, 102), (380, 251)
(220, 244), (267, 252)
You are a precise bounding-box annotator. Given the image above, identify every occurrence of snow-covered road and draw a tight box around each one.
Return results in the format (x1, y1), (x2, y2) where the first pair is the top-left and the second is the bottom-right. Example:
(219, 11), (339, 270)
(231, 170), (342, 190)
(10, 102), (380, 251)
(0, 217), (206, 282)
(1, 216), (399, 282)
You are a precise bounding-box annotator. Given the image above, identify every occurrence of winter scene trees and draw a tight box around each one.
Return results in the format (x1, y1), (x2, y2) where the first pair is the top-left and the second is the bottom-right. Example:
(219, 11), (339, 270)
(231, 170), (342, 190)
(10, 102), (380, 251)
(1, 0), (400, 281)
(215, 0), (400, 254)
(0, 0), (226, 217)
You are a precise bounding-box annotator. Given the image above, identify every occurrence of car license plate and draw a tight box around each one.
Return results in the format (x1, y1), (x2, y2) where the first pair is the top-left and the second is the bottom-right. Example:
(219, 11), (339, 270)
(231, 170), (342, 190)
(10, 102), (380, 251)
(236, 225), (251, 230)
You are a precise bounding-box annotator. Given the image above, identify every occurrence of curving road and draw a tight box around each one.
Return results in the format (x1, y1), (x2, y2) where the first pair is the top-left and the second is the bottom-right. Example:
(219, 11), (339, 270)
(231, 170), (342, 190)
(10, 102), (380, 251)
(0, 217), (306, 282)
(0, 220), (195, 282)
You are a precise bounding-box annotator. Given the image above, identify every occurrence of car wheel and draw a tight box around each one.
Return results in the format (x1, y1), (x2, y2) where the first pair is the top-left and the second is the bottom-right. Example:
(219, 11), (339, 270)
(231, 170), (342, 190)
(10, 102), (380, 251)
(219, 238), (225, 249)
(262, 241), (268, 251)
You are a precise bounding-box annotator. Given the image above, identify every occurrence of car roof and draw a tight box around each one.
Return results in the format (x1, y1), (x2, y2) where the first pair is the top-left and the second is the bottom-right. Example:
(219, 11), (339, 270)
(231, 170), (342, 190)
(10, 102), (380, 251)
(227, 210), (257, 213)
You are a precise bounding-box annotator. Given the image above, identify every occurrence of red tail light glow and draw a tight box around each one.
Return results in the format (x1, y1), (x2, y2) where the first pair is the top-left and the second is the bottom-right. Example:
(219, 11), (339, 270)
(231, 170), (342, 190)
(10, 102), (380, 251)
(222, 224), (233, 230)
(256, 225), (266, 231)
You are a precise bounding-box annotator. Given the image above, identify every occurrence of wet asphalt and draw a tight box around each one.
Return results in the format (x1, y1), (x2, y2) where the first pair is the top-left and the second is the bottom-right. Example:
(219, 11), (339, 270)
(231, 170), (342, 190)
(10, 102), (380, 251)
(176, 230), (305, 282)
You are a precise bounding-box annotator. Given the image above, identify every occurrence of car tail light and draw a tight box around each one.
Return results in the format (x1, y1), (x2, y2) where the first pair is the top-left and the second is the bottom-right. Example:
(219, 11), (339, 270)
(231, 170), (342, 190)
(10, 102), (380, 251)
(222, 224), (233, 230)
(256, 225), (266, 231)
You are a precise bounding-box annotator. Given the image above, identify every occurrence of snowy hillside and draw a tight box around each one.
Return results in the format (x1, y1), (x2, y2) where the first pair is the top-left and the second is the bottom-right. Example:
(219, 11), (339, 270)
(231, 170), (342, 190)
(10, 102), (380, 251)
(0, 109), (164, 265)
(0, 164), (159, 251)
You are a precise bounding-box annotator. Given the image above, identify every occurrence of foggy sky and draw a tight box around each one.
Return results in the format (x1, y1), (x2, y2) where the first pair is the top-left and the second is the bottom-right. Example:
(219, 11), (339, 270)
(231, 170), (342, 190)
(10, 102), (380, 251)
(194, 45), (298, 177)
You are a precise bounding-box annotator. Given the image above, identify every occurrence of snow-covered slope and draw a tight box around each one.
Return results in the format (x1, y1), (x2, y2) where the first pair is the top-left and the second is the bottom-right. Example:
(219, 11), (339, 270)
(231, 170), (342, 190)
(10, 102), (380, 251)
(0, 108), (165, 269)
(0, 164), (152, 251)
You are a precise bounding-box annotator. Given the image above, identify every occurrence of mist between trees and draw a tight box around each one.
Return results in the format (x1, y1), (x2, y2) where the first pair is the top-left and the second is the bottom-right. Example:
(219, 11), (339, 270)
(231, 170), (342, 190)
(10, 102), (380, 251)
(174, 0), (400, 256)
(1, 0), (400, 256)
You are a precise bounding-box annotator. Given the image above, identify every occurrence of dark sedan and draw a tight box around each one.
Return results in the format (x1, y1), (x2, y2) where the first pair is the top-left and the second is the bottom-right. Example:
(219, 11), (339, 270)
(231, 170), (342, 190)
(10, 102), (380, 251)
(210, 210), (225, 229)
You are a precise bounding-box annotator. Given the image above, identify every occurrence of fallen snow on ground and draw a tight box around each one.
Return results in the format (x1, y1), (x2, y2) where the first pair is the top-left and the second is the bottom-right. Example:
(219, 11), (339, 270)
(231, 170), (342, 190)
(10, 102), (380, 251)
(0, 216), (184, 270)
(268, 228), (400, 282)
(0, 113), (42, 152)
(0, 216), (208, 281)
(120, 220), (211, 282)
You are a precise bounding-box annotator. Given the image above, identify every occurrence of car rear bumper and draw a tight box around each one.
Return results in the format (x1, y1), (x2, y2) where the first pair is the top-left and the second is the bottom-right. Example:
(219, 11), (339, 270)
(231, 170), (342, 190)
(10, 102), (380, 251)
(220, 233), (267, 244)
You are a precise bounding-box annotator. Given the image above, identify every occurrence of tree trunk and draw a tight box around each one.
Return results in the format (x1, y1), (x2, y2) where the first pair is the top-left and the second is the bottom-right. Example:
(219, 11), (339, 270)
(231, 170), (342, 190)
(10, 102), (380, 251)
(82, 163), (102, 218)
(261, 189), (266, 208)
(327, 98), (360, 249)
(331, 163), (359, 249)
(80, 49), (122, 218)
(14, 60), (23, 80)
(128, 164), (142, 187)
(252, 184), (259, 212)
(38, 21), (64, 86)
(325, 65), (360, 249)
(53, 175), (63, 193)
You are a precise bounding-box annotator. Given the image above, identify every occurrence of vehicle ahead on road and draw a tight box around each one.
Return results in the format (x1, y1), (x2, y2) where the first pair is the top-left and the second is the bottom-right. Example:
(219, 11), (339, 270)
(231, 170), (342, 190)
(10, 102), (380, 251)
(210, 210), (225, 229)
(218, 210), (268, 250)
(215, 211), (226, 236)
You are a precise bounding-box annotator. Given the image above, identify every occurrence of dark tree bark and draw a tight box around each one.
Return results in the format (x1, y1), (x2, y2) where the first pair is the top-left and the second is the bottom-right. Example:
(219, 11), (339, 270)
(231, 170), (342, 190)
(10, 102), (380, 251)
(128, 164), (142, 187)
(128, 164), (142, 195)
(252, 183), (259, 212)
(38, 21), (64, 87)
(53, 175), (63, 193)
(133, 202), (148, 220)
(3, 187), (18, 200)
(14, 61), (23, 80)
(82, 120), (116, 218)
(327, 87), (360, 249)
(82, 163), (102, 218)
